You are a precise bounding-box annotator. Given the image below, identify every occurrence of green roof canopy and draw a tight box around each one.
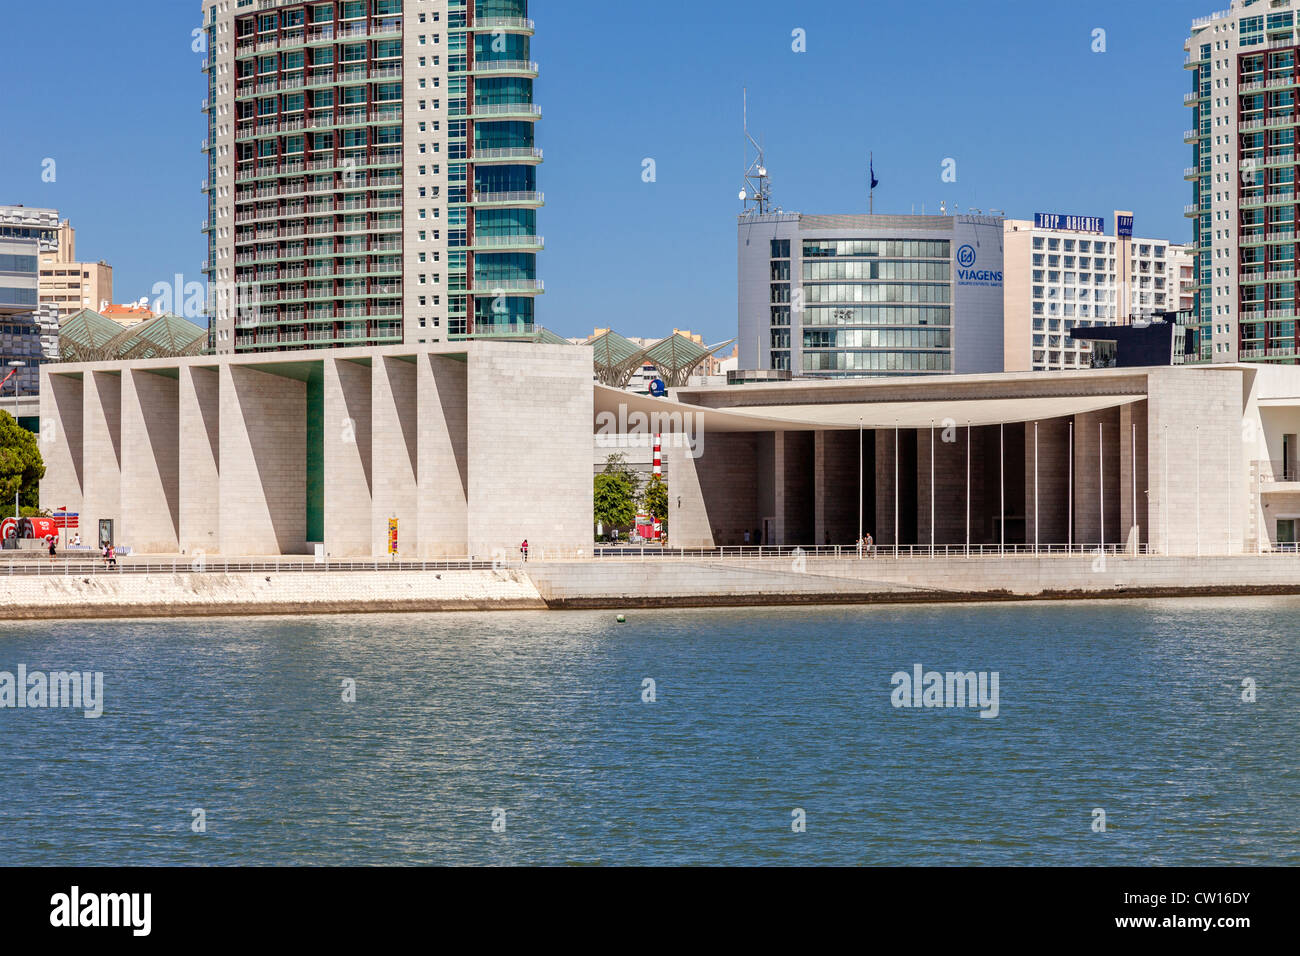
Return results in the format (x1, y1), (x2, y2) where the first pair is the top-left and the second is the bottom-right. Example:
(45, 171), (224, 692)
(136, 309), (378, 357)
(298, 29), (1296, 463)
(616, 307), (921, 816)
(58, 310), (127, 363)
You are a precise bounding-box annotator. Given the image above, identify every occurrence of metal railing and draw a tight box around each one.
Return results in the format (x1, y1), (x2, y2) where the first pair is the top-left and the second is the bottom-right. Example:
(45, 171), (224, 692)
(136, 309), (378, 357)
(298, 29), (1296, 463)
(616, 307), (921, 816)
(9, 543), (1300, 574)
(1259, 459), (1300, 482)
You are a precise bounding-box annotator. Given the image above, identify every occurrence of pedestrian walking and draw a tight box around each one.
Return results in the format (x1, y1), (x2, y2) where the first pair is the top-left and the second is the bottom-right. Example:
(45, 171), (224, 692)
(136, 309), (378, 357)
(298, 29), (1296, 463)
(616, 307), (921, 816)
(520, 539), (529, 562)
(107, 545), (117, 568)
(47, 536), (56, 560)
(866, 532), (875, 557)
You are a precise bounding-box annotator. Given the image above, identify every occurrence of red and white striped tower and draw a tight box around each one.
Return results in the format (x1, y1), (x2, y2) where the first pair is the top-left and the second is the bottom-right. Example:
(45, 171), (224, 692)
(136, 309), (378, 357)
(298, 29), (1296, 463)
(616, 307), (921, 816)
(653, 435), (662, 478)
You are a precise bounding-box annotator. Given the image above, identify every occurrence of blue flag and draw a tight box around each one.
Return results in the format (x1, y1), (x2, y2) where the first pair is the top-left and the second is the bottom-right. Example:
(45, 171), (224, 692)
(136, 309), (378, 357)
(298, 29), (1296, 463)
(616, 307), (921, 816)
(870, 159), (879, 190)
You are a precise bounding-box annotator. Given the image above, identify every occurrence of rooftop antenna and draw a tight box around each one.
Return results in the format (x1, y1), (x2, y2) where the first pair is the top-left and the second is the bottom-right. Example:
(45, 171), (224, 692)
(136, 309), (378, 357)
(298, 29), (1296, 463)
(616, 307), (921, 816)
(739, 89), (772, 217)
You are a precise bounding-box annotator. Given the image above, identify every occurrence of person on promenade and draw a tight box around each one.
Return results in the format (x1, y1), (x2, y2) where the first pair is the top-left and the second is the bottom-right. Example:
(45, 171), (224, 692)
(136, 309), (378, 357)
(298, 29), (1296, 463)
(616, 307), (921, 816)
(744, 530), (751, 547)
(520, 539), (529, 563)
(101, 544), (109, 566)
(866, 532), (875, 557)
(106, 545), (117, 568)
(47, 536), (56, 560)
(72, 533), (81, 548)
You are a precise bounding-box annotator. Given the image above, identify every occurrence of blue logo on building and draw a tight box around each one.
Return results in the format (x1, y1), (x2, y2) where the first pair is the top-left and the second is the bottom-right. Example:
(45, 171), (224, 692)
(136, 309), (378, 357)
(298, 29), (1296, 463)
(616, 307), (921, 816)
(955, 242), (1002, 288)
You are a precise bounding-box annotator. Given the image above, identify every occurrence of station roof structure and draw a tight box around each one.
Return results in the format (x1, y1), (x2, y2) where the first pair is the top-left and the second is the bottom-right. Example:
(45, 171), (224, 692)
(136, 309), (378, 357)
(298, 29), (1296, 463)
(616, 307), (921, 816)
(58, 309), (128, 363)
(57, 311), (206, 363)
(586, 330), (652, 388)
(643, 333), (736, 388)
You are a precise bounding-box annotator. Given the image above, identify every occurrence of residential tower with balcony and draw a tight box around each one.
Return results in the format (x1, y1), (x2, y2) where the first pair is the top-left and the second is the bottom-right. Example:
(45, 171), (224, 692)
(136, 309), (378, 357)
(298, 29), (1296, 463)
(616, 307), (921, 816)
(201, 0), (543, 354)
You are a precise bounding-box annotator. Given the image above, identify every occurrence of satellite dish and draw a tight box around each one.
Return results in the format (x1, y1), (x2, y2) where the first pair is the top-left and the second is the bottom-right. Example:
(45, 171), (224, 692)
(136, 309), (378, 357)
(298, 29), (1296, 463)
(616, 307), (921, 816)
(758, 166), (767, 177)
(739, 190), (748, 201)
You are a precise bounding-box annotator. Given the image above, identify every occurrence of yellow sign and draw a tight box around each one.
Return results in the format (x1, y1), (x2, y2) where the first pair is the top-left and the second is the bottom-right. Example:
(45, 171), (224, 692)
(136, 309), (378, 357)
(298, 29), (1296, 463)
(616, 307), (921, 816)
(388, 518), (399, 556)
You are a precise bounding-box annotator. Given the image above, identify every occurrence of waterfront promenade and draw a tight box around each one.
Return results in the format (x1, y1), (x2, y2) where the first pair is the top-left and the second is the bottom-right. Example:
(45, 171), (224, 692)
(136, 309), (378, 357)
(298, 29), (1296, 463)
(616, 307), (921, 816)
(2, 548), (1300, 619)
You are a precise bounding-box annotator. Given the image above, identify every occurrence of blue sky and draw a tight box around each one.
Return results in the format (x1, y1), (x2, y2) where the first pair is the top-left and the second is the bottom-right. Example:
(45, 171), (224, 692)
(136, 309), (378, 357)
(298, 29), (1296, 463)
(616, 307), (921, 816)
(0, 0), (1204, 344)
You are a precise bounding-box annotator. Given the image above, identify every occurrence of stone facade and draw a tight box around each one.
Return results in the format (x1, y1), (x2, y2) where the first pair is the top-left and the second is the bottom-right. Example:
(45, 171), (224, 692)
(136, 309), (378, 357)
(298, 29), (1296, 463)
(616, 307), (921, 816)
(41, 342), (593, 558)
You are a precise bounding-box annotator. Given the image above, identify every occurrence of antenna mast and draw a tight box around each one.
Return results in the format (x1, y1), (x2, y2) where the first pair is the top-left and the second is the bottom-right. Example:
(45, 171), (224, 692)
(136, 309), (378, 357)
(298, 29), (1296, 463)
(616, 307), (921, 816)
(739, 89), (772, 217)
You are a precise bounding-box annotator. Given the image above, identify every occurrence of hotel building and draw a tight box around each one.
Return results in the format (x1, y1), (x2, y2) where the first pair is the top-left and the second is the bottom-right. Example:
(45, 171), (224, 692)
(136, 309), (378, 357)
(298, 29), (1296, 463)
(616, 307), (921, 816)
(738, 212), (1006, 378)
(1184, 0), (1300, 365)
(1003, 212), (1189, 372)
(201, 0), (543, 355)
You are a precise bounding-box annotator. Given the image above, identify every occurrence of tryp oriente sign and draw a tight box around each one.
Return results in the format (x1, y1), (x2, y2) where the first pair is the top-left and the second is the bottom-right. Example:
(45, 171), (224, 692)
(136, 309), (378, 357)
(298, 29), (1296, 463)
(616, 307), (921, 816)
(1034, 213), (1104, 234)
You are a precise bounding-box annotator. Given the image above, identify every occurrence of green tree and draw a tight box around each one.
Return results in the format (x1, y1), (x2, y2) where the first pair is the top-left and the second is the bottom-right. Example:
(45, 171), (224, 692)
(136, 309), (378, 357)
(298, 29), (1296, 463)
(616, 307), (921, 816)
(601, 452), (641, 501)
(642, 473), (668, 533)
(0, 412), (44, 512)
(594, 472), (636, 532)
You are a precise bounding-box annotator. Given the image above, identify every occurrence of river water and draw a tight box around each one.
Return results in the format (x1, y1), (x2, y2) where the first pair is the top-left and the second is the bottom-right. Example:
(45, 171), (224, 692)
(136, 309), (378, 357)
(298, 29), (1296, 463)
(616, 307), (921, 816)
(1, 599), (1295, 865)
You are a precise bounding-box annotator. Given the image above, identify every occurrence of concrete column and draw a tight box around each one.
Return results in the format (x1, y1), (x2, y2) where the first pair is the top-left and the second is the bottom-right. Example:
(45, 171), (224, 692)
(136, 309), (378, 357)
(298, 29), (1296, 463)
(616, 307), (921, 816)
(1024, 418), (1071, 548)
(917, 421), (972, 547)
(466, 342), (592, 559)
(219, 365), (307, 556)
(779, 431), (814, 546)
(1146, 368), (1243, 555)
(1119, 401), (1149, 552)
(323, 357), (373, 557)
(417, 352), (469, 557)
(81, 370), (122, 547)
(666, 432), (757, 548)
(372, 355), (419, 557)
(37, 370), (84, 519)
(179, 366), (220, 555)
(814, 431), (827, 546)
(1073, 408), (1122, 547)
(875, 429), (898, 546)
(121, 369), (180, 553)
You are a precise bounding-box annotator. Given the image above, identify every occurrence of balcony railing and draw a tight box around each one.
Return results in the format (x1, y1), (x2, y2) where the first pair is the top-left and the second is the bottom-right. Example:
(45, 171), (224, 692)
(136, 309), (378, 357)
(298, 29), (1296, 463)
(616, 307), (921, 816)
(473, 147), (544, 162)
(472, 279), (545, 292)
(471, 235), (544, 248)
(471, 102), (543, 117)
(1260, 458), (1300, 482)
(470, 60), (539, 74)
(472, 17), (535, 31)
(470, 190), (544, 205)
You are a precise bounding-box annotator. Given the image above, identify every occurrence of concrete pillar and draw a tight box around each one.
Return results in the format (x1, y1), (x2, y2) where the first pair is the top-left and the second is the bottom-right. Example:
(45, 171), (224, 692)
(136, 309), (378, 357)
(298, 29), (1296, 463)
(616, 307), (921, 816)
(466, 342), (593, 560)
(1146, 368), (1243, 555)
(417, 353), (469, 557)
(814, 431), (827, 546)
(37, 371), (84, 519)
(779, 431), (814, 545)
(179, 366), (220, 555)
(219, 365), (307, 556)
(323, 357), (373, 557)
(121, 369), (180, 553)
(917, 420), (973, 547)
(875, 429), (898, 546)
(666, 432), (758, 548)
(1119, 402), (1149, 552)
(1073, 408), (1122, 547)
(81, 370), (122, 548)
(372, 355), (419, 557)
(1024, 418), (1071, 548)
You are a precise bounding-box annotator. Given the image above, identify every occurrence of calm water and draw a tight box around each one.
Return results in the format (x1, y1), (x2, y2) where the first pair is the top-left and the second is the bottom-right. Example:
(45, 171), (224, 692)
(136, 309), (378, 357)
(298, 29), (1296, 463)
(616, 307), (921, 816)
(0, 599), (1296, 866)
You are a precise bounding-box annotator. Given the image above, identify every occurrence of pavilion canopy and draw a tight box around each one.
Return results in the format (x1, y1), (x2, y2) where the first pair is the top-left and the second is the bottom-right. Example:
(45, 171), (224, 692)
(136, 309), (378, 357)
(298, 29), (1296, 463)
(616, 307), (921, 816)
(594, 384), (1147, 433)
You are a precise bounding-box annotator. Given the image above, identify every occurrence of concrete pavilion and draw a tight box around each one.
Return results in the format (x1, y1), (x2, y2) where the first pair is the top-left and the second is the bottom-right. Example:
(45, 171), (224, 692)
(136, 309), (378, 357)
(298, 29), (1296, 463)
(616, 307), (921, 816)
(598, 364), (1300, 556)
(37, 339), (1300, 558)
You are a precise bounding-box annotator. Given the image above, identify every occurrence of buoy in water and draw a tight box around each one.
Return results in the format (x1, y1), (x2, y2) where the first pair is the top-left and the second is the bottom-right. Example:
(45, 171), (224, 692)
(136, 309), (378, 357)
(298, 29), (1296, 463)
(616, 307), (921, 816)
(616, 614), (627, 623)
